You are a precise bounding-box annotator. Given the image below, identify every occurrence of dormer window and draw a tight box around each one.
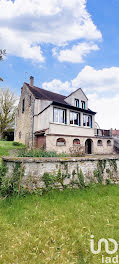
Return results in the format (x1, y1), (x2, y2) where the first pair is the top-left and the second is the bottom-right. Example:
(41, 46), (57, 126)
(75, 99), (79, 108)
(81, 101), (85, 109)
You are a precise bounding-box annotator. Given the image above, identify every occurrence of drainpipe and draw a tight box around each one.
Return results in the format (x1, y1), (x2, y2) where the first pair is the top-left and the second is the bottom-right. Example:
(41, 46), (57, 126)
(32, 100), (35, 147)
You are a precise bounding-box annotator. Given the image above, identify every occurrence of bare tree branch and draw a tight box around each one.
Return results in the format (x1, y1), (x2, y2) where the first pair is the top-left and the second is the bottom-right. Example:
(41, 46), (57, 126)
(0, 49), (6, 61)
(0, 88), (18, 139)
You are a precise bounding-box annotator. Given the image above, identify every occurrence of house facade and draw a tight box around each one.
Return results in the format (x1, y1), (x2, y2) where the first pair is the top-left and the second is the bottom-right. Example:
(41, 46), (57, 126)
(15, 76), (113, 155)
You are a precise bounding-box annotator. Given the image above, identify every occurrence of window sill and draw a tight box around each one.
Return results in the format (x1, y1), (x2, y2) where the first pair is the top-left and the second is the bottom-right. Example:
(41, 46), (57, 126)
(56, 145), (66, 147)
(52, 122), (67, 126)
(51, 123), (93, 129)
(70, 124), (80, 127)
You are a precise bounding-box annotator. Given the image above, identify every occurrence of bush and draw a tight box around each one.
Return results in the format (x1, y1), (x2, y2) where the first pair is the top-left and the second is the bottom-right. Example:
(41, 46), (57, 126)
(106, 178), (111, 185)
(18, 148), (67, 158)
(42, 172), (56, 189)
(0, 162), (24, 197)
(78, 169), (85, 189)
(12, 141), (23, 146)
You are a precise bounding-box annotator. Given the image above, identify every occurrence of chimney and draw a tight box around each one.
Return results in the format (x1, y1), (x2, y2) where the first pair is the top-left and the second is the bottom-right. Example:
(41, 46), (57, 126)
(30, 76), (34, 86)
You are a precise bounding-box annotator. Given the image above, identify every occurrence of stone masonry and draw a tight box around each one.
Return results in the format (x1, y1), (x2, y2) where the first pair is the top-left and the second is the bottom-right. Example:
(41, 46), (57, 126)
(2, 156), (119, 190)
(14, 83), (35, 147)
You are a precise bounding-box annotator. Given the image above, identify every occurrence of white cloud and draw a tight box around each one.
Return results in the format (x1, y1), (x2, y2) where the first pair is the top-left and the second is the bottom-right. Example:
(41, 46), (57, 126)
(71, 66), (119, 92)
(0, 0), (102, 62)
(88, 93), (119, 130)
(42, 66), (119, 129)
(0, 27), (44, 62)
(53, 42), (99, 63)
(42, 79), (70, 93)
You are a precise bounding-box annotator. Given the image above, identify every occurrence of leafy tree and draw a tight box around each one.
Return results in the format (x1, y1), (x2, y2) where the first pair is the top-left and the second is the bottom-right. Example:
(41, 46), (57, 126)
(0, 88), (17, 139)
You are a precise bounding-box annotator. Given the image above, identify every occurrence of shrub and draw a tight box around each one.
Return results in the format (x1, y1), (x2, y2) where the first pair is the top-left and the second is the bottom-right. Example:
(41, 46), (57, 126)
(18, 148), (67, 158)
(42, 172), (56, 188)
(77, 169), (85, 189)
(106, 178), (111, 185)
(12, 141), (25, 147)
(0, 162), (24, 197)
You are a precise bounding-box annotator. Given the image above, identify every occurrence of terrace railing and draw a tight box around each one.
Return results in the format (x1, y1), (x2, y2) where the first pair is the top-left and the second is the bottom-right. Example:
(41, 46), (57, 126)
(94, 129), (112, 137)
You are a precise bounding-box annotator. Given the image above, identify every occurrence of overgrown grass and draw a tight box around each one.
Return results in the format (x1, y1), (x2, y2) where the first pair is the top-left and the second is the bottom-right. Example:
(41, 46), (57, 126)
(18, 148), (68, 158)
(0, 141), (26, 157)
(0, 185), (119, 264)
(0, 141), (26, 166)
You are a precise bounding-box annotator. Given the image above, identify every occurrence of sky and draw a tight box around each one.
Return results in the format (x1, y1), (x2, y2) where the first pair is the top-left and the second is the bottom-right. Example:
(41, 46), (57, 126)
(0, 0), (119, 129)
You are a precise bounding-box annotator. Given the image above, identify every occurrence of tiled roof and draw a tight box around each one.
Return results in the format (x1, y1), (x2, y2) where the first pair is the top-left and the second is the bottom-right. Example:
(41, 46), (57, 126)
(25, 83), (66, 103)
(112, 130), (119, 135)
(25, 82), (96, 115)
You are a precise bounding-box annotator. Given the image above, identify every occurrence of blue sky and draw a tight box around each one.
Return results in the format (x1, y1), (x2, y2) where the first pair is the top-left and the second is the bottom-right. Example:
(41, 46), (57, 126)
(0, 0), (119, 129)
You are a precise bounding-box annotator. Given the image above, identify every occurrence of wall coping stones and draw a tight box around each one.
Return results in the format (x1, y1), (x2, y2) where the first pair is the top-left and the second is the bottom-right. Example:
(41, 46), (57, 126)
(2, 155), (119, 163)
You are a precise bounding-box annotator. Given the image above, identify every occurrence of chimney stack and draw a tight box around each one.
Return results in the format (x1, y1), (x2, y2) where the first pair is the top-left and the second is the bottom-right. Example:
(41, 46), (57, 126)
(30, 76), (34, 86)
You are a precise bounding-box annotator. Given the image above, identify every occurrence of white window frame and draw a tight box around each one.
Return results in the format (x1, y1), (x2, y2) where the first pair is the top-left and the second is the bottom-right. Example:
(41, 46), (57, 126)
(70, 111), (80, 126)
(53, 108), (66, 124)
(81, 101), (85, 109)
(83, 114), (92, 127)
(74, 99), (79, 108)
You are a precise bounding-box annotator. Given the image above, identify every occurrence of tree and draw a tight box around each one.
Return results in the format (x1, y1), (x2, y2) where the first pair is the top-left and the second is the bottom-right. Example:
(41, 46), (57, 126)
(0, 49), (6, 82)
(0, 49), (6, 61)
(0, 88), (17, 139)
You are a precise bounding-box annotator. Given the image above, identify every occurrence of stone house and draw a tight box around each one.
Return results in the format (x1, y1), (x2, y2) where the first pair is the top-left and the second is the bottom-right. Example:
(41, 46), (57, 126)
(15, 76), (113, 154)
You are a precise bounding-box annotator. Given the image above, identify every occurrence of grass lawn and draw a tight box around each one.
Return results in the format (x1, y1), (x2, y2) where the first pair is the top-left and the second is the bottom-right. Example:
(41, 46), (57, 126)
(0, 185), (119, 264)
(0, 141), (26, 165)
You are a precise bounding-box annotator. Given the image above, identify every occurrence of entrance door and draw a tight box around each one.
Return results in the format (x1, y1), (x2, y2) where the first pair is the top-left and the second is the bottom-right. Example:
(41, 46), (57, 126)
(85, 139), (93, 154)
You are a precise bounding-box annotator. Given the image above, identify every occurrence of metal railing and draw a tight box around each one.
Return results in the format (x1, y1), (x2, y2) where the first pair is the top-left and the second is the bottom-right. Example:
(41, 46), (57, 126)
(94, 129), (112, 137)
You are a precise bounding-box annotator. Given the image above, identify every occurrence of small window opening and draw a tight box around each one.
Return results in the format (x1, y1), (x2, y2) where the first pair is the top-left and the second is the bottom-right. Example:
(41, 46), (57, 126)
(97, 140), (103, 146)
(73, 139), (80, 145)
(56, 138), (66, 146)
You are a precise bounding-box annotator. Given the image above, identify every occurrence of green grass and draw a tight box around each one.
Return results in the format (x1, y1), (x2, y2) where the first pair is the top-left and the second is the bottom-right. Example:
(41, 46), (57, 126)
(18, 148), (68, 158)
(0, 141), (26, 165)
(0, 185), (119, 264)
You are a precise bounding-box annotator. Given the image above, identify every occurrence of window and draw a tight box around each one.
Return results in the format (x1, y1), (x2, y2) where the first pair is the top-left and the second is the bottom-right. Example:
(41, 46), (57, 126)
(81, 101), (85, 109)
(19, 131), (21, 139)
(97, 140), (103, 146)
(29, 96), (31, 106)
(53, 108), (66, 124)
(73, 139), (80, 145)
(22, 99), (25, 113)
(56, 138), (66, 146)
(107, 140), (111, 146)
(70, 112), (80, 126)
(75, 99), (79, 108)
(83, 114), (92, 127)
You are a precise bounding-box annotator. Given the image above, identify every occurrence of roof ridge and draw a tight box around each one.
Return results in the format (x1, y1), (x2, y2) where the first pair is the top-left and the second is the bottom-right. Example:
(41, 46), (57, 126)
(65, 88), (88, 100)
(25, 82), (66, 98)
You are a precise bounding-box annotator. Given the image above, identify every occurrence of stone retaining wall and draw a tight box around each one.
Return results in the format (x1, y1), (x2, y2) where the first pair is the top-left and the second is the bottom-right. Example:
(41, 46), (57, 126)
(2, 156), (119, 190)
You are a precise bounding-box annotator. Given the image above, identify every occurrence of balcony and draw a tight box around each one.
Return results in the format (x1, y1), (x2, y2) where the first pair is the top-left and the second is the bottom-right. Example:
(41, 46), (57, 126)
(94, 129), (112, 137)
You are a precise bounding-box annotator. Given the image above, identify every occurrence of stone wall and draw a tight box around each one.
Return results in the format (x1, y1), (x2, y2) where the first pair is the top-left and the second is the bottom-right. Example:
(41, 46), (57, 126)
(46, 135), (114, 155)
(2, 156), (119, 190)
(14, 84), (35, 147)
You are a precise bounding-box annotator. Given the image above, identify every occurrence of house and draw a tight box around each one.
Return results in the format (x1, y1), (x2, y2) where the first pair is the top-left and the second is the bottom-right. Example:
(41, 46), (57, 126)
(15, 76), (113, 155)
(112, 129), (119, 153)
(112, 129), (119, 138)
